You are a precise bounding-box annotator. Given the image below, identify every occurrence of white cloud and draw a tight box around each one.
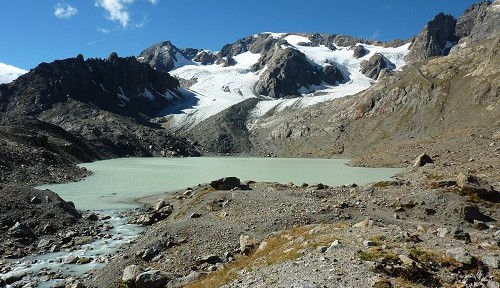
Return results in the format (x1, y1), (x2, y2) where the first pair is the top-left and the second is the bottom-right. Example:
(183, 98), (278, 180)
(54, 2), (78, 19)
(95, 0), (157, 28)
(95, 0), (134, 28)
(369, 30), (381, 40)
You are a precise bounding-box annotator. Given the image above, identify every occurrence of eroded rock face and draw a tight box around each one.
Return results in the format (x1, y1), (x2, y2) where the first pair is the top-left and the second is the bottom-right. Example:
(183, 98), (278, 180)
(193, 51), (218, 65)
(253, 45), (344, 98)
(360, 53), (394, 80)
(455, 1), (492, 39)
(352, 45), (369, 58)
(406, 13), (457, 63)
(0, 54), (181, 118)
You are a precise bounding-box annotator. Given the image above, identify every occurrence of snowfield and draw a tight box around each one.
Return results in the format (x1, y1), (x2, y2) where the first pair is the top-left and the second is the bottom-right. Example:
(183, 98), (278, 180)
(167, 33), (410, 129)
(0, 63), (27, 84)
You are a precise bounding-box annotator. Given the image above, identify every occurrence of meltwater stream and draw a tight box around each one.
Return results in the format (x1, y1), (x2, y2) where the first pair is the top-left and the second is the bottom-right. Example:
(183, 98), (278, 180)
(2, 157), (400, 286)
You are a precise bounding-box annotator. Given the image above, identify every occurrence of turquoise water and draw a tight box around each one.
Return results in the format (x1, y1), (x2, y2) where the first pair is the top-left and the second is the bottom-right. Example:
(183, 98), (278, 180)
(38, 157), (400, 210)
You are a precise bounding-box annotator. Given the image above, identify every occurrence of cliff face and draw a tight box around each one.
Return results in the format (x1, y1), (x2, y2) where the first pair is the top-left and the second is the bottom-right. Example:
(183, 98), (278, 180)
(0, 53), (182, 118)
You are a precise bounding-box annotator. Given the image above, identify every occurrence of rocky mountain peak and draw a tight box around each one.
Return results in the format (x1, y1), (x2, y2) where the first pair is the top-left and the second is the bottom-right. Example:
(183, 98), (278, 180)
(406, 13), (457, 63)
(137, 41), (194, 72)
(455, 1), (492, 39)
(0, 54), (182, 117)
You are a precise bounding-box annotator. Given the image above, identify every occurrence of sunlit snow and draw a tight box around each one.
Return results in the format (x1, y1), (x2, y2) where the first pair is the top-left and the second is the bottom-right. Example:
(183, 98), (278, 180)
(167, 34), (410, 129)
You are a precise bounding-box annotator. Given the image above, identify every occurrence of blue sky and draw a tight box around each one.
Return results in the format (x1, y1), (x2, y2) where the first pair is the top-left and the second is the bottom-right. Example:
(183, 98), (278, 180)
(1, 0), (481, 70)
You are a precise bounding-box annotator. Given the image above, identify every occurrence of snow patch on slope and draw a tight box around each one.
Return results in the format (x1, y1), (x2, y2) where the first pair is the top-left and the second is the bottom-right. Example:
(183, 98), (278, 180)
(0, 63), (27, 84)
(167, 34), (410, 129)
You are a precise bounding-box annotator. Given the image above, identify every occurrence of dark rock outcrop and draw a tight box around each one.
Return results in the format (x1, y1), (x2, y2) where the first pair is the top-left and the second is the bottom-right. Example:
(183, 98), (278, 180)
(406, 13), (457, 63)
(253, 45), (345, 98)
(193, 51), (218, 65)
(352, 45), (369, 58)
(360, 53), (395, 80)
(137, 41), (194, 72)
(0, 54), (182, 118)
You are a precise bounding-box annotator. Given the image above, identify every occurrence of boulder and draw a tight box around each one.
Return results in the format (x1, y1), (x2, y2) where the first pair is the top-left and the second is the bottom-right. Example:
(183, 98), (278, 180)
(210, 177), (241, 190)
(135, 270), (173, 288)
(30, 196), (42, 204)
(239, 234), (259, 254)
(412, 153), (433, 167)
(481, 255), (500, 269)
(461, 205), (494, 223)
(8, 222), (33, 238)
(456, 173), (499, 200)
(122, 265), (142, 287)
(445, 247), (473, 266)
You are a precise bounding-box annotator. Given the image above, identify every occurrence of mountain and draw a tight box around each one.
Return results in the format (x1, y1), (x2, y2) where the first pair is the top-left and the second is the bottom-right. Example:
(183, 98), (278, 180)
(162, 2), (499, 158)
(0, 62), (27, 84)
(139, 33), (410, 130)
(0, 53), (200, 185)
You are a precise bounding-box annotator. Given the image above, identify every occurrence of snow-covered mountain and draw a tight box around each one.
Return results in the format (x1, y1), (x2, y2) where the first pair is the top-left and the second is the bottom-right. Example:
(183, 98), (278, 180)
(138, 33), (410, 130)
(0, 63), (27, 84)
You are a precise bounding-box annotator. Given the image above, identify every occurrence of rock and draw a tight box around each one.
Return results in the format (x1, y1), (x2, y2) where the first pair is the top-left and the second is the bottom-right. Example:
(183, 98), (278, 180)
(455, 1), (499, 43)
(64, 255), (79, 264)
(189, 213), (201, 219)
(195, 254), (223, 265)
(487, 280), (500, 288)
(353, 219), (374, 228)
(4, 271), (27, 284)
(135, 270), (172, 288)
(193, 51), (218, 65)
(70, 283), (86, 288)
(122, 265), (142, 287)
(446, 247), (472, 265)
(363, 240), (376, 247)
(406, 13), (457, 62)
(436, 227), (449, 238)
(240, 234), (259, 254)
(453, 229), (471, 243)
(461, 205), (494, 223)
(371, 275), (392, 288)
(76, 257), (92, 264)
(154, 199), (167, 211)
(456, 173), (499, 200)
(398, 254), (418, 267)
(167, 271), (201, 288)
(30, 196), (42, 204)
(352, 45), (368, 58)
(85, 213), (99, 221)
(8, 222), (33, 238)
(481, 255), (500, 269)
(210, 177), (241, 190)
(412, 153), (433, 167)
(360, 53), (393, 80)
(321, 64), (344, 85)
(473, 220), (489, 230)
(137, 41), (193, 72)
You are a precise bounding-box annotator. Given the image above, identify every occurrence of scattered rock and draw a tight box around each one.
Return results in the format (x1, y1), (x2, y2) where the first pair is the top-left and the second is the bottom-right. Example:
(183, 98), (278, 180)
(30, 196), (42, 204)
(8, 222), (33, 238)
(189, 213), (201, 219)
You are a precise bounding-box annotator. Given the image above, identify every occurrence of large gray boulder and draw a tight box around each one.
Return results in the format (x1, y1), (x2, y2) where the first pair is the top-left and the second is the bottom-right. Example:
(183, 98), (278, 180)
(406, 13), (457, 63)
(122, 265), (142, 287)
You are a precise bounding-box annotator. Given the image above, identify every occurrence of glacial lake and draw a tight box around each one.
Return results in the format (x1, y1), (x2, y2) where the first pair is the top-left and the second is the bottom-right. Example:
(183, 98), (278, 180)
(38, 157), (400, 210)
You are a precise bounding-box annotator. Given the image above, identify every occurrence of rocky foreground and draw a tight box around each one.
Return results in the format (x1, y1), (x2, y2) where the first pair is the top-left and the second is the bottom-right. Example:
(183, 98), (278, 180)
(73, 152), (499, 288)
